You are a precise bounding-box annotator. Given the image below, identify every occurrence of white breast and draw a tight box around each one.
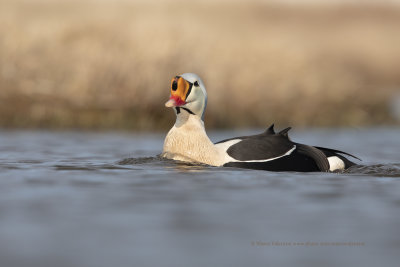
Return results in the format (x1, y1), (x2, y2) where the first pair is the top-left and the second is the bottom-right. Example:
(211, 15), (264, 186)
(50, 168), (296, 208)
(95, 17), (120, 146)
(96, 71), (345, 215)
(162, 115), (227, 166)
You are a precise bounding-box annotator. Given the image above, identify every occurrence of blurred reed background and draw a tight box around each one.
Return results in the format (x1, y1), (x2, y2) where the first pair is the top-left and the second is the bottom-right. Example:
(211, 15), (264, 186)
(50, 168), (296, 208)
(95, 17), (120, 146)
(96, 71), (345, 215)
(0, 0), (399, 130)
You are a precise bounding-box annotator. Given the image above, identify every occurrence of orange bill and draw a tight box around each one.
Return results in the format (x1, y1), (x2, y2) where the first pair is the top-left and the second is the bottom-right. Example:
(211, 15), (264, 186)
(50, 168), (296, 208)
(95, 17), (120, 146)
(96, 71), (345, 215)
(165, 76), (192, 107)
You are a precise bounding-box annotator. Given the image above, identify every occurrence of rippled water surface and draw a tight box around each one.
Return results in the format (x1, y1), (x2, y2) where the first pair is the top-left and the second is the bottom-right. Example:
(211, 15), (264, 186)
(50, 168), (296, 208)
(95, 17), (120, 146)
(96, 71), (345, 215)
(0, 128), (399, 267)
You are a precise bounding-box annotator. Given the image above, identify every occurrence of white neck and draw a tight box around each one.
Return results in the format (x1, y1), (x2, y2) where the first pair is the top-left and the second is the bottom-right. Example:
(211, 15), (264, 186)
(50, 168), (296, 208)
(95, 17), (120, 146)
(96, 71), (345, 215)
(162, 112), (224, 166)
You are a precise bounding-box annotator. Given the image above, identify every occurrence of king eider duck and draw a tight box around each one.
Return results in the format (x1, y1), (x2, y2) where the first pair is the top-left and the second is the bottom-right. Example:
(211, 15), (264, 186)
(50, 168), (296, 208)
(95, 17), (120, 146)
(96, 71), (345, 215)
(162, 73), (360, 172)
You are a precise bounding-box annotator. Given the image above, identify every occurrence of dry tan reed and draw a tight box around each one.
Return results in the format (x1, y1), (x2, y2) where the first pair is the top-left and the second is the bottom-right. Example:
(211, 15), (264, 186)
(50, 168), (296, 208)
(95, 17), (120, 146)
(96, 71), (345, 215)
(0, 0), (400, 130)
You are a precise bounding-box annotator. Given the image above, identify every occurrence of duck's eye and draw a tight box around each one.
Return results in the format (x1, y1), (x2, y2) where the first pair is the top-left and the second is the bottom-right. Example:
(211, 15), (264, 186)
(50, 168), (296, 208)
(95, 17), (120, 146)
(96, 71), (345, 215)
(194, 81), (199, 87)
(172, 80), (178, 91)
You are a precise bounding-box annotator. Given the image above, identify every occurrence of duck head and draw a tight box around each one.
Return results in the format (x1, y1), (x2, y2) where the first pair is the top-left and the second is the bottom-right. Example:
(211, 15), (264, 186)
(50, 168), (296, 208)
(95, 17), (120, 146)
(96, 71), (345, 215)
(165, 73), (207, 120)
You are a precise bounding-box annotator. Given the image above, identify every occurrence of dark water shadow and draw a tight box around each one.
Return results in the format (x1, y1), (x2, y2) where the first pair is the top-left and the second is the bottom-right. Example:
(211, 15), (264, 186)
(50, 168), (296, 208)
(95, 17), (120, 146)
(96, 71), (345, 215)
(117, 156), (166, 165)
(117, 155), (214, 172)
(53, 163), (132, 171)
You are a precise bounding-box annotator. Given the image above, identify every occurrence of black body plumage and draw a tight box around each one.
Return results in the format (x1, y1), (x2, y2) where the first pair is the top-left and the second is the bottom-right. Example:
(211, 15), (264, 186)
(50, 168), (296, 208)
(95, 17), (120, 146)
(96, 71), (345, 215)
(216, 124), (358, 172)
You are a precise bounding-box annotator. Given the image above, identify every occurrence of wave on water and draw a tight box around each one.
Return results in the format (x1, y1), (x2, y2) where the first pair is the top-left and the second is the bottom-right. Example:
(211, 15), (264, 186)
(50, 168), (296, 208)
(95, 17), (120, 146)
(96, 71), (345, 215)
(116, 156), (400, 177)
(344, 163), (400, 177)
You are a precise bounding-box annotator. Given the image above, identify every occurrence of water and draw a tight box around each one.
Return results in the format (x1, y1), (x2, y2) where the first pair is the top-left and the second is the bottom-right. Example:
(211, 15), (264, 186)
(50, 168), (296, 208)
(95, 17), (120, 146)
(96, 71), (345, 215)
(0, 128), (399, 267)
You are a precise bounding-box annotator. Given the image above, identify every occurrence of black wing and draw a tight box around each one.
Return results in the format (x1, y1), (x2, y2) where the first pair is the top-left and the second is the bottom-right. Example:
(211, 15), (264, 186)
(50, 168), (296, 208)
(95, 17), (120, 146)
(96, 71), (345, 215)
(216, 124), (293, 160)
(224, 130), (294, 161)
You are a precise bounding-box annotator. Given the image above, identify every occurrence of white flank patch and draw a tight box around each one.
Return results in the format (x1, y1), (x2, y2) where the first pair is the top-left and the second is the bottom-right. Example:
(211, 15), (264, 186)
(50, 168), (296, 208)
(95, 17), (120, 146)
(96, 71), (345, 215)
(215, 139), (242, 164)
(215, 139), (242, 151)
(328, 156), (345, 171)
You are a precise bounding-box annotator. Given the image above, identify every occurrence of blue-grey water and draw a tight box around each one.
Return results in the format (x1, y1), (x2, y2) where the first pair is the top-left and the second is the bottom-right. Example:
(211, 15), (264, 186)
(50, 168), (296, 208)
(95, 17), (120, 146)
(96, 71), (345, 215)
(0, 128), (399, 267)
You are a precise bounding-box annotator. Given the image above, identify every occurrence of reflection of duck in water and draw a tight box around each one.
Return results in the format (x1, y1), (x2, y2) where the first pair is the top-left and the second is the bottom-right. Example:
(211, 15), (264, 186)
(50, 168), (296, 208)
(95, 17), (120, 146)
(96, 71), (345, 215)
(162, 73), (359, 172)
